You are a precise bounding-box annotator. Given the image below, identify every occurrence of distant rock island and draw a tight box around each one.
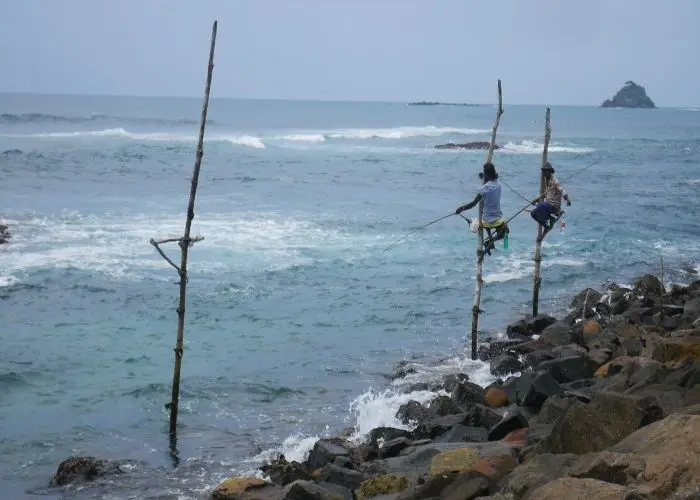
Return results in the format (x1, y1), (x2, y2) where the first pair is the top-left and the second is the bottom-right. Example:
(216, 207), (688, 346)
(601, 81), (656, 109)
(435, 141), (499, 150)
(408, 101), (482, 107)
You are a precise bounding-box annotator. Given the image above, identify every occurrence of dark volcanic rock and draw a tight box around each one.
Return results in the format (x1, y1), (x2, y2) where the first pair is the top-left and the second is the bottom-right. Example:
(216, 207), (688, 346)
(395, 400), (431, 425)
(307, 439), (351, 470)
(527, 314), (557, 335)
(262, 456), (313, 486)
(0, 224), (9, 245)
(536, 356), (596, 384)
(478, 338), (527, 362)
(52, 456), (117, 486)
(434, 141), (500, 150)
(632, 273), (664, 297)
(451, 381), (486, 408)
(489, 354), (524, 377)
(600, 81), (657, 108)
(488, 408), (530, 441)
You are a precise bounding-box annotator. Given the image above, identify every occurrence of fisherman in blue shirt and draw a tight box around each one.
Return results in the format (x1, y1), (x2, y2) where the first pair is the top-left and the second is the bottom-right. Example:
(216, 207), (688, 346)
(455, 162), (509, 255)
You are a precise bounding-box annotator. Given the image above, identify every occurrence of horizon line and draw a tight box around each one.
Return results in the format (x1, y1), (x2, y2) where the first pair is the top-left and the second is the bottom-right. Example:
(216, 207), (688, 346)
(1, 90), (695, 109)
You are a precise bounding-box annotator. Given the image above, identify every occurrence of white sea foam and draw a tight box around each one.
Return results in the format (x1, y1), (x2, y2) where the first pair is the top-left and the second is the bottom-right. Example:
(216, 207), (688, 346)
(226, 135), (266, 149)
(0, 276), (20, 288)
(278, 134), (327, 142)
(0, 212), (388, 282)
(502, 140), (595, 155)
(245, 353), (496, 472)
(325, 126), (489, 140)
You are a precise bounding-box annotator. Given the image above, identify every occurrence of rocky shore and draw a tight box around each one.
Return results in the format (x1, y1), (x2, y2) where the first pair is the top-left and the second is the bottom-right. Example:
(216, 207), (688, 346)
(435, 142), (500, 151)
(0, 224), (10, 245)
(51, 272), (700, 499)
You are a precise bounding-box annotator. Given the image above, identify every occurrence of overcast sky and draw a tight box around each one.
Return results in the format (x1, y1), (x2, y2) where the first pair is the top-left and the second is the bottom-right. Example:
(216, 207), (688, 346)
(1, 0), (698, 106)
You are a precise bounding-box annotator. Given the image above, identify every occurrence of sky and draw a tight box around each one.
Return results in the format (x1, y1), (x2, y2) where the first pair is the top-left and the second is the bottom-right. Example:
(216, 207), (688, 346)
(1, 0), (699, 106)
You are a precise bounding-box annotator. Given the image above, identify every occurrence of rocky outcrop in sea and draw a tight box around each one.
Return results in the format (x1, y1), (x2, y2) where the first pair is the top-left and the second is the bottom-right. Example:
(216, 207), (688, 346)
(50, 271), (700, 499)
(0, 224), (10, 245)
(435, 142), (500, 151)
(601, 81), (657, 109)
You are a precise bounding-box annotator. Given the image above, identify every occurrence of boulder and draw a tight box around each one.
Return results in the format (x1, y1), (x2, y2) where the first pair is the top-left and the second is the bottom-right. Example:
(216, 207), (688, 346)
(260, 457), (312, 486)
(376, 438), (413, 459)
(569, 414), (700, 498)
(488, 409), (530, 441)
(307, 439), (351, 470)
(571, 288), (603, 312)
(434, 424), (488, 444)
(452, 381), (487, 408)
(429, 447), (481, 476)
(526, 477), (627, 499)
(412, 414), (469, 440)
(355, 474), (408, 500)
(662, 333), (700, 363)
(51, 456), (117, 486)
(490, 354), (524, 377)
(497, 453), (578, 499)
(317, 464), (364, 490)
(536, 356), (596, 384)
(484, 387), (509, 408)
(478, 339), (527, 362)
(441, 373), (470, 393)
(396, 400), (431, 425)
(213, 477), (278, 500)
(439, 471), (490, 500)
(540, 321), (579, 347)
(428, 395), (463, 417)
(506, 319), (528, 337)
(526, 314), (557, 335)
(632, 274), (664, 297)
(282, 480), (352, 500)
(435, 141), (500, 150)
(391, 360), (417, 380)
(600, 81), (657, 109)
(368, 427), (412, 446)
(534, 391), (663, 455)
(684, 297), (700, 321)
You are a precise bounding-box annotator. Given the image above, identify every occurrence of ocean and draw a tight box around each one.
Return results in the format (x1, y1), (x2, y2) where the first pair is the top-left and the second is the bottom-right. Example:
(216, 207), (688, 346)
(1, 93), (699, 499)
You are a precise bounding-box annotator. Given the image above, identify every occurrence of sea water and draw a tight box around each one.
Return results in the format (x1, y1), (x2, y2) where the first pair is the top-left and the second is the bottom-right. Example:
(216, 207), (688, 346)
(1, 94), (699, 498)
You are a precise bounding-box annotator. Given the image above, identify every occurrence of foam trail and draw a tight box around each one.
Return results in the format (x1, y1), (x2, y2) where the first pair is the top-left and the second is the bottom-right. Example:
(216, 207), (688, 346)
(502, 140), (595, 155)
(279, 134), (326, 142)
(326, 126), (489, 140)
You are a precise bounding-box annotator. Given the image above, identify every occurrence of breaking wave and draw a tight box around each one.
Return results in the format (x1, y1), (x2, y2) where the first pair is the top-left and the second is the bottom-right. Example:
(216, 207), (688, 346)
(502, 140), (595, 155)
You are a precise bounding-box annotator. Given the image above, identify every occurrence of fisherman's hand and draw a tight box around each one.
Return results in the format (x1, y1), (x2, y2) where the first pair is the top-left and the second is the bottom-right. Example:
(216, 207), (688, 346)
(455, 205), (467, 215)
(566, 199), (572, 207)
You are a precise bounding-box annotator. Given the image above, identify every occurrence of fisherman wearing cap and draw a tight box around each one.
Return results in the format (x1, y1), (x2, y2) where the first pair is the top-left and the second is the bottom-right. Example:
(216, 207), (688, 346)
(455, 162), (509, 254)
(531, 162), (571, 238)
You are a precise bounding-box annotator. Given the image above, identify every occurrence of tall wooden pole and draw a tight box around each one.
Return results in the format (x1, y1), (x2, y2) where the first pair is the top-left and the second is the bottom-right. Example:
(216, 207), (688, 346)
(532, 107), (551, 317)
(471, 80), (503, 360)
(150, 20), (218, 440)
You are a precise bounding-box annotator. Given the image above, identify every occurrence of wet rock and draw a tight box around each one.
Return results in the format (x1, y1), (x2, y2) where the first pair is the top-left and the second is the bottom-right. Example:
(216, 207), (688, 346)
(435, 141), (500, 150)
(538, 395), (576, 423)
(396, 400), (431, 425)
(490, 354), (524, 377)
(623, 307), (654, 325)
(51, 456), (117, 486)
(487, 408), (530, 441)
(427, 395), (463, 416)
(355, 475), (408, 500)
(663, 333), (700, 363)
(369, 427), (412, 445)
(588, 348), (613, 367)
(213, 477), (278, 500)
(412, 414), (469, 440)
(506, 319), (528, 337)
(527, 314), (557, 335)
(307, 439), (351, 470)
(536, 356), (596, 384)
(571, 288), (603, 311)
(528, 477), (627, 499)
(317, 464), (364, 490)
(552, 343), (588, 358)
(535, 391), (663, 455)
(467, 404), (504, 429)
(377, 438), (414, 459)
(478, 339), (527, 362)
(633, 274), (664, 297)
(260, 456), (312, 486)
(442, 373), (469, 393)
(391, 361), (417, 380)
(396, 471), (461, 500)
(0, 224), (9, 245)
(520, 371), (565, 410)
(451, 381), (486, 407)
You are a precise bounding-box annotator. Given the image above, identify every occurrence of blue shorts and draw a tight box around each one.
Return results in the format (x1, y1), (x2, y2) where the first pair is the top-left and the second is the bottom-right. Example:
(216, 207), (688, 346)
(531, 202), (558, 226)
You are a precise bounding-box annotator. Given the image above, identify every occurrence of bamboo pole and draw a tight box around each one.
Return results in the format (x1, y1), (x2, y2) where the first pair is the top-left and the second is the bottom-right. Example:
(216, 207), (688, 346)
(470, 79), (503, 360)
(532, 107), (551, 317)
(150, 20), (218, 440)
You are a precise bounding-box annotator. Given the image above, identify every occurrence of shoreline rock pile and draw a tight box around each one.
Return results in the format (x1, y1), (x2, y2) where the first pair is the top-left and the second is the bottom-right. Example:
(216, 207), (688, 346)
(434, 142), (499, 150)
(213, 273), (700, 500)
(48, 271), (700, 499)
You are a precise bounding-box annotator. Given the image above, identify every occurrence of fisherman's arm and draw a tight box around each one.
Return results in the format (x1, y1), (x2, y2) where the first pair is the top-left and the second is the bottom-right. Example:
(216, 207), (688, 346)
(456, 193), (482, 214)
(560, 182), (572, 206)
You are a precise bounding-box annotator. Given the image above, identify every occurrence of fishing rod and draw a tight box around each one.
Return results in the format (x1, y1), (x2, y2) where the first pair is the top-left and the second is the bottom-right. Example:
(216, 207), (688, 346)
(382, 213), (457, 252)
(504, 158), (604, 225)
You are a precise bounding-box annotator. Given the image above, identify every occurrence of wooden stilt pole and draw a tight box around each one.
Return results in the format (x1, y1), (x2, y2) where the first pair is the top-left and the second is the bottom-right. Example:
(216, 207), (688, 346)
(150, 20), (218, 444)
(471, 80), (503, 360)
(532, 107), (551, 317)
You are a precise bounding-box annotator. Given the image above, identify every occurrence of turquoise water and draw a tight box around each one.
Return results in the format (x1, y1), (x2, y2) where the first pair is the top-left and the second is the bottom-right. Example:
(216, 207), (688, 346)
(1, 94), (699, 498)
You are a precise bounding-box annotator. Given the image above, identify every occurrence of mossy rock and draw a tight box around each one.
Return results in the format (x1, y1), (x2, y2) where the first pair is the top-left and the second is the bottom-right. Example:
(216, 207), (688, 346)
(429, 448), (481, 476)
(212, 477), (268, 500)
(355, 474), (408, 500)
